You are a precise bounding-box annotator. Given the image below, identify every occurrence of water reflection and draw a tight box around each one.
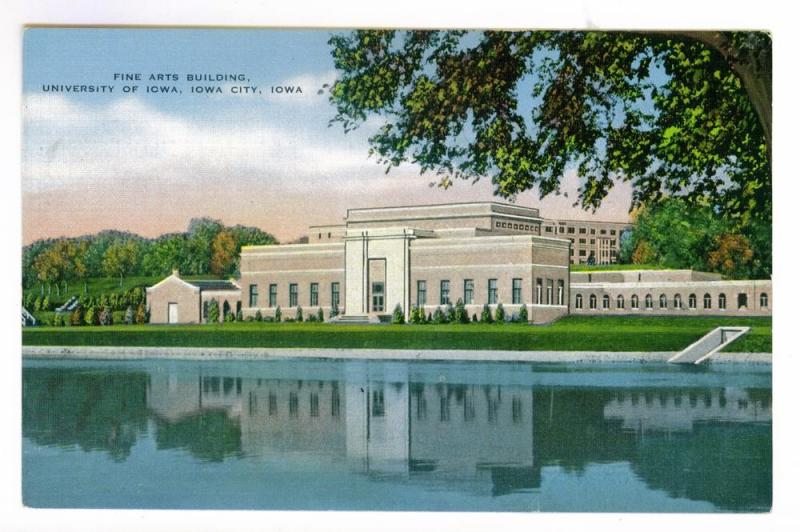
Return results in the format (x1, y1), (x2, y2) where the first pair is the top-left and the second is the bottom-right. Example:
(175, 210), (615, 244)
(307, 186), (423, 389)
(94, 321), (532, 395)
(22, 360), (771, 511)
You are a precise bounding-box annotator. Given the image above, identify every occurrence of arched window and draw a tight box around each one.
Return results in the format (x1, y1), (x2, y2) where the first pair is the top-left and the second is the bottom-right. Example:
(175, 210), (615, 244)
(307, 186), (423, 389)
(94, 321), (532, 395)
(674, 294), (682, 309)
(631, 295), (639, 309)
(688, 294), (697, 309)
(645, 294), (653, 309)
(703, 293), (712, 309)
(602, 295), (610, 309)
(575, 293), (583, 309)
(617, 295), (625, 309)
(589, 294), (597, 309)
(659, 294), (667, 309)
(737, 293), (748, 309)
(760, 292), (769, 309)
(719, 293), (727, 310)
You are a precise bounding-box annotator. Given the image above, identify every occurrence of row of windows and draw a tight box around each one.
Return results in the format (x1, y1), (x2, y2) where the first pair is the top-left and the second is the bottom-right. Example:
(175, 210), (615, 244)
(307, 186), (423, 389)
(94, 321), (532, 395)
(494, 220), (539, 232)
(416, 278), (563, 307)
(574, 292), (769, 310)
(546, 226), (618, 235)
(248, 282), (340, 308)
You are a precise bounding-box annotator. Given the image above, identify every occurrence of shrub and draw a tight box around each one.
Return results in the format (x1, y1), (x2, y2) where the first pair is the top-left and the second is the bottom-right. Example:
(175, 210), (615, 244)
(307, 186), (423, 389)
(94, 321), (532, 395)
(480, 304), (492, 323)
(84, 306), (97, 326)
(494, 302), (505, 323)
(51, 313), (62, 327)
(124, 305), (134, 325)
(99, 305), (114, 326)
(307, 313), (317, 323)
(34, 296), (43, 312)
(275, 306), (282, 322)
(224, 311), (235, 323)
(134, 302), (147, 324)
(317, 307), (324, 323)
(208, 300), (220, 323)
(445, 302), (456, 323)
(392, 303), (405, 324)
(455, 298), (468, 324)
(432, 306), (446, 324)
(427, 312), (432, 323)
(24, 292), (34, 309)
(409, 305), (420, 324)
(41, 297), (51, 312)
(295, 306), (303, 322)
(236, 309), (243, 321)
(518, 304), (529, 323)
(255, 309), (263, 322)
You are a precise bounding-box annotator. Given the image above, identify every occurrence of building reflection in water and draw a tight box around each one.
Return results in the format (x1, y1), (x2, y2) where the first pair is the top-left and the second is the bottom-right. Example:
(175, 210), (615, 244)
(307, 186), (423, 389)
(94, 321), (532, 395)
(23, 361), (771, 509)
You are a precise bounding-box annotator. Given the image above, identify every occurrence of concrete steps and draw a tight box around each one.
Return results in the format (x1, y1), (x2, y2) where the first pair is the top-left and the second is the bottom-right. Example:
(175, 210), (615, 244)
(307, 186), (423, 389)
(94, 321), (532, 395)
(668, 326), (750, 364)
(327, 314), (380, 325)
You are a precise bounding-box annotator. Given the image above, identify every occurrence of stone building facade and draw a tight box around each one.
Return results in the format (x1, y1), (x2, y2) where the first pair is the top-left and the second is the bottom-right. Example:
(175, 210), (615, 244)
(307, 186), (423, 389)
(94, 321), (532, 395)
(146, 272), (240, 324)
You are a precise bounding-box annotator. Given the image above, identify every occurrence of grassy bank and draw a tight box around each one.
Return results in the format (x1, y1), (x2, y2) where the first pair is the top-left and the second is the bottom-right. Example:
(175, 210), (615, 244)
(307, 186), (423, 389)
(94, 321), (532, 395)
(569, 264), (665, 272)
(22, 315), (771, 353)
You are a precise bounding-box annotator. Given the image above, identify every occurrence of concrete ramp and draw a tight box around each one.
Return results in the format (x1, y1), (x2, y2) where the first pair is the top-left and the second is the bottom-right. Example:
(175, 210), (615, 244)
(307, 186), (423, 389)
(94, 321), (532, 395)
(668, 326), (750, 364)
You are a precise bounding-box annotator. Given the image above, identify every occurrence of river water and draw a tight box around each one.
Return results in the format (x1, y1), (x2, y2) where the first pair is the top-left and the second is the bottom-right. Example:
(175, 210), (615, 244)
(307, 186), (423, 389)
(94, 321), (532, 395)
(22, 357), (771, 512)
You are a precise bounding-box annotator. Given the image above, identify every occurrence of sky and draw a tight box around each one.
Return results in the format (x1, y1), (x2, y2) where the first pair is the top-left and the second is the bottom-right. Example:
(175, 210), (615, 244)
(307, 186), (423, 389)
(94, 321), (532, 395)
(22, 28), (634, 244)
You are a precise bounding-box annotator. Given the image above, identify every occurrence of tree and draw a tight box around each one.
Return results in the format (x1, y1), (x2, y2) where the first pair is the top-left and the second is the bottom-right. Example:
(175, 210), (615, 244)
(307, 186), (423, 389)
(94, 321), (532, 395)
(207, 300), (220, 323)
(275, 306), (282, 322)
(328, 30), (770, 227)
(210, 230), (238, 277)
(317, 307), (325, 322)
(707, 233), (754, 279)
(392, 304), (405, 324)
(518, 304), (529, 323)
(102, 240), (140, 287)
(295, 306), (303, 322)
(480, 304), (493, 324)
(494, 302), (506, 323)
(454, 298), (469, 323)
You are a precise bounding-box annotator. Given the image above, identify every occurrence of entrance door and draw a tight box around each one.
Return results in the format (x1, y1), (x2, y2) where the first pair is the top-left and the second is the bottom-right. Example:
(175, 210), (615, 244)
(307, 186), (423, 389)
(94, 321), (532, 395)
(168, 303), (179, 324)
(371, 282), (385, 312)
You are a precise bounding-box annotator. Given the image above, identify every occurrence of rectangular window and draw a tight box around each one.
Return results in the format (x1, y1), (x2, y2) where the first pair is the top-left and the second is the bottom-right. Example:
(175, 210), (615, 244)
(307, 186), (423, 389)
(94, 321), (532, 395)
(310, 283), (319, 306)
(535, 278), (543, 304)
(464, 279), (474, 305)
(269, 284), (277, 307)
(590, 239), (596, 245)
(590, 229), (596, 235)
(579, 238), (586, 244)
(331, 389), (340, 417)
(331, 282), (340, 309)
(567, 227), (575, 234)
(268, 392), (277, 415)
(248, 284), (258, 307)
(512, 278), (522, 304)
(372, 389), (385, 417)
(558, 280), (564, 306)
(579, 228), (587, 234)
(488, 279), (498, 304)
(545, 226), (553, 233)
(579, 250), (587, 256)
(417, 280), (427, 307)
(310, 393), (319, 417)
(440, 280), (450, 305)
(611, 229), (617, 235)
(289, 283), (298, 307)
(559, 226), (565, 233)
(600, 229), (607, 235)
(289, 392), (298, 417)
(546, 279), (553, 305)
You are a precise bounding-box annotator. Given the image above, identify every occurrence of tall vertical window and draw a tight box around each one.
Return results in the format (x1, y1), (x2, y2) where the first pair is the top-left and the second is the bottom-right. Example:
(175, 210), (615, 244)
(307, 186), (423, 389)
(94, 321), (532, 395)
(689, 293), (697, 309)
(719, 293), (727, 310)
(704, 293), (712, 309)
(417, 280), (427, 307)
(575, 293), (583, 309)
(631, 295), (639, 309)
(269, 284), (277, 307)
(760, 292), (768, 309)
(488, 279), (498, 304)
(546, 279), (553, 305)
(659, 294), (667, 309)
(617, 294), (624, 309)
(310, 283), (319, 306)
(331, 282), (340, 309)
(557, 280), (564, 306)
(512, 278), (522, 304)
(440, 280), (450, 305)
(674, 294), (682, 309)
(248, 284), (258, 307)
(310, 393), (319, 417)
(289, 392), (298, 417)
(589, 294), (597, 309)
(289, 284), (298, 307)
(602, 295), (610, 309)
(535, 278), (543, 304)
(645, 294), (653, 309)
(464, 279), (474, 304)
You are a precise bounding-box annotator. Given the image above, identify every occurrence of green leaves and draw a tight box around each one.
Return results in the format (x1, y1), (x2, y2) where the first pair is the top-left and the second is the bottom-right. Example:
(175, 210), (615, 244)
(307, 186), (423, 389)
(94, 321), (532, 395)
(327, 30), (770, 226)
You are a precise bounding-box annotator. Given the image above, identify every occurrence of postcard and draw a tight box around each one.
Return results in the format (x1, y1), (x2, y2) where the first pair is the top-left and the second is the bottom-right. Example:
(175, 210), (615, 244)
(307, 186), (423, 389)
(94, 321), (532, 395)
(20, 27), (772, 514)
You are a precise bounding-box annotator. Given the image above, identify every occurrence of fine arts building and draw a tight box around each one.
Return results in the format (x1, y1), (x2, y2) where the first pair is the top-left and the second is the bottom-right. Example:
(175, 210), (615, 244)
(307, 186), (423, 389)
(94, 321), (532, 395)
(146, 201), (772, 324)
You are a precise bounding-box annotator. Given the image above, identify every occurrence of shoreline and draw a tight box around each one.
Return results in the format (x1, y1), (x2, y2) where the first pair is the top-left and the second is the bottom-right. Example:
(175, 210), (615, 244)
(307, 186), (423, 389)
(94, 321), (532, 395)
(21, 345), (773, 364)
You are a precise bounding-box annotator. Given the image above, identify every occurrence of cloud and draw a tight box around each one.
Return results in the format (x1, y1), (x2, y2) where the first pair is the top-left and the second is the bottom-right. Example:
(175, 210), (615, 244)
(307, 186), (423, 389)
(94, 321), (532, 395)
(22, 93), (408, 194)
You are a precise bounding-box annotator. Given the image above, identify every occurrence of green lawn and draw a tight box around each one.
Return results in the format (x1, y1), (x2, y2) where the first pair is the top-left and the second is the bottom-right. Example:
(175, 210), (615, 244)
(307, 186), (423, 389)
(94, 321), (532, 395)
(21, 315), (771, 353)
(570, 264), (666, 272)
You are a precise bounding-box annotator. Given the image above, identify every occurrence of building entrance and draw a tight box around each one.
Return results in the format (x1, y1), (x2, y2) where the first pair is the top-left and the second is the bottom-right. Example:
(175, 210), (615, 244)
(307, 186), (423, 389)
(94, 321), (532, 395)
(371, 282), (385, 312)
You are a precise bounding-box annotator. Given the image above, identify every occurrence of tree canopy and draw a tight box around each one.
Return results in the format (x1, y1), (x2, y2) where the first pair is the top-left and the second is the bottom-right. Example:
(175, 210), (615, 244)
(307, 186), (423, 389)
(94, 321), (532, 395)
(327, 30), (771, 227)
